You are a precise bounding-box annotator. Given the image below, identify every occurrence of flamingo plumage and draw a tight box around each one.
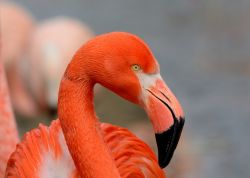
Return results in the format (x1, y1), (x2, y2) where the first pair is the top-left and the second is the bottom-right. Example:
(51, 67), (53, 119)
(5, 32), (185, 177)
(0, 62), (19, 177)
(6, 120), (164, 178)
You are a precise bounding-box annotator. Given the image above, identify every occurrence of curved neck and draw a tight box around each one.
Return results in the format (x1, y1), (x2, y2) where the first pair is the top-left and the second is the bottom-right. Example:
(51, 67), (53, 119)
(58, 75), (120, 178)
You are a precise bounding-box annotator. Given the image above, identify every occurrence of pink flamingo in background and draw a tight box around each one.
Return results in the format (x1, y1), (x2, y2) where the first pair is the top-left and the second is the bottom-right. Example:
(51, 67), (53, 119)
(1, 1), (37, 117)
(27, 17), (94, 115)
(5, 32), (185, 177)
(0, 61), (19, 177)
(1, 2), (94, 117)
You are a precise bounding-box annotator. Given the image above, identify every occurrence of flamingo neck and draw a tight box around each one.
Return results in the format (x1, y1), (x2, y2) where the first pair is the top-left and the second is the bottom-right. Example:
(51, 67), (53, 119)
(58, 76), (120, 178)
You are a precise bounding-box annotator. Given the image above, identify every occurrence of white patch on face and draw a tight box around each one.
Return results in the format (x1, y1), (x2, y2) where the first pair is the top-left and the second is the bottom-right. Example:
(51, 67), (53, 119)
(39, 130), (77, 178)
(136, 72), (162, 104)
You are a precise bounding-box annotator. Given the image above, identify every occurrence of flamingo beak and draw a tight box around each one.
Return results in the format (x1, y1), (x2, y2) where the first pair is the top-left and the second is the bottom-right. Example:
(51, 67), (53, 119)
(155, 114), (185, 168)
(140, 74), (185, 168)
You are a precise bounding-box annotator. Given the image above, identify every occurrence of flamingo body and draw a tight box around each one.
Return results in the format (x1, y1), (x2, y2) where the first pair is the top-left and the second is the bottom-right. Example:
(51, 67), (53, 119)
(6, 120), (165, 178)
(102, 123), (165, 177)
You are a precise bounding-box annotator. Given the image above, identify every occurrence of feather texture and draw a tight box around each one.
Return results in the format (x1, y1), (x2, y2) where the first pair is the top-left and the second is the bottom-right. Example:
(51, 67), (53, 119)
(6, 120), (165, 178)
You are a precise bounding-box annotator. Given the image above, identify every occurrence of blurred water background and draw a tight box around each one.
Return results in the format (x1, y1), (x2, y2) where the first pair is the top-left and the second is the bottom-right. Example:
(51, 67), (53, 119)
(3, 0), (250, 177)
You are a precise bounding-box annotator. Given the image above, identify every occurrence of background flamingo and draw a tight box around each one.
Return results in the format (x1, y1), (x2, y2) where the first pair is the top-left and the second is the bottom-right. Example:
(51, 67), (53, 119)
(6, 32), (185, 177)
(0, 1), (37, 117)
(1, 2), (94, 118)
(0, 61), (19, 177)
(26, 17), (94, 115)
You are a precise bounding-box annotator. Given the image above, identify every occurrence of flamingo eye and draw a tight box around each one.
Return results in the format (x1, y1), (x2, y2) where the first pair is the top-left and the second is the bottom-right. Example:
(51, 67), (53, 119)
(131, 64), (141, 71)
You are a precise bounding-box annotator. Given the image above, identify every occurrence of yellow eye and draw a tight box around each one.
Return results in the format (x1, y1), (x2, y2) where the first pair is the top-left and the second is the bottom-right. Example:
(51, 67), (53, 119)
(131, 64), (141, 71)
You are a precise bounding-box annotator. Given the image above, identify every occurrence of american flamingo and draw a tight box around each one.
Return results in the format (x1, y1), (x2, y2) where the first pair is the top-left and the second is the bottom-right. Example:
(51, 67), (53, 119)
(0, 61), (19, 177)
(5, 32), (185, 177)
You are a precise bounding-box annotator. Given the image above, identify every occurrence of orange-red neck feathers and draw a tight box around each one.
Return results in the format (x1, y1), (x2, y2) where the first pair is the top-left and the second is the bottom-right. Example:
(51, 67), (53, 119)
(58, 78), (120, 177)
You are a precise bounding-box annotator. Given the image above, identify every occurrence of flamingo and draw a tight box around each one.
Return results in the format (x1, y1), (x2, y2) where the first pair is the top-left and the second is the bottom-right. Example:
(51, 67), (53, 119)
(1, 2), (94, 117)
(26, 17), (94, 114)
(0, 61), (19, 177)
(5, 32), (185, 177)
(0, 1), (37, 117)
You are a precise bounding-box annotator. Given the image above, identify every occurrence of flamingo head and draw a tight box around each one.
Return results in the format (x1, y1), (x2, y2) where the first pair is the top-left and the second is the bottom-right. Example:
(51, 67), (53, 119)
(68, 32), (185, 168)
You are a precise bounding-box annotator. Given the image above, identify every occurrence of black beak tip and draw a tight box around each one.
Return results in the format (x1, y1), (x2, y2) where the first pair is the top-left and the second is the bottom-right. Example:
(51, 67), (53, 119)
(155, 117), (185, 169)
(158, 156), (171, 168)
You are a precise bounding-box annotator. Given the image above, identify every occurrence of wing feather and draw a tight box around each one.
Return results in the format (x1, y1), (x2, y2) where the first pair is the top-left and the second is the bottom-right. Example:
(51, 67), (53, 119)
(6, 120), (165, 178)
